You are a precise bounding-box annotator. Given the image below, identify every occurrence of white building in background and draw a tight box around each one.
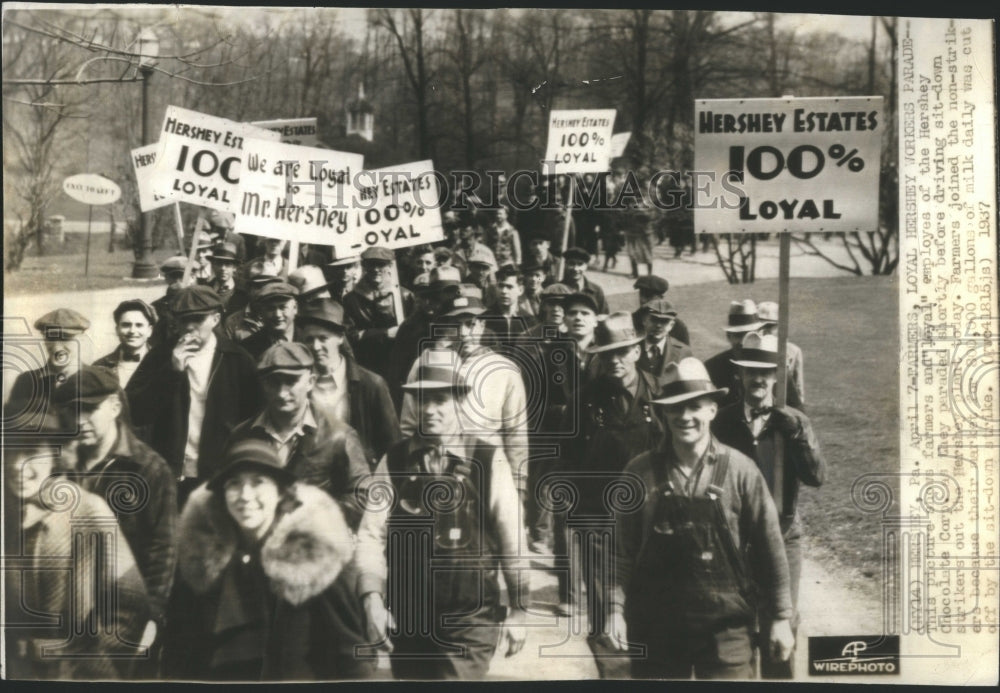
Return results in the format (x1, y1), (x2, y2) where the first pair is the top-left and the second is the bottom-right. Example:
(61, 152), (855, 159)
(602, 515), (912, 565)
(346, 83), (374, 142)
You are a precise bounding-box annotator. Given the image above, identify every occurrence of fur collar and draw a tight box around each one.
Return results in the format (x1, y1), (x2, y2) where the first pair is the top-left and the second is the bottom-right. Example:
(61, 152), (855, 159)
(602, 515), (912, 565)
(177, 483), (353, 606)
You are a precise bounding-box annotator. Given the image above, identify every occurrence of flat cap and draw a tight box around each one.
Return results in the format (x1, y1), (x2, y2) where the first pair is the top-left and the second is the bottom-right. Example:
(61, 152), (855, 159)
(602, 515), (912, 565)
(207, 242), (239, 263)
(466, 247), (497, 269)
(642, 298), (678, 319)
(113, 299), (158, 325)
(55, 365), (120, 406)
(254, 281), (299, 303)
(564, 292), (599, 313)
(296, 299), (346, 332)
(257, 341), (314, 374)
(634, 275), (669, 294)
(440, 293), (486, 317)
(539, 283), (573, 302)
(361, 246), (394, 263)
(171, 285), (223, 317)
(34, 308), (90, 336)
(159, 256), (190, 274)
(562, 247), (591, 263)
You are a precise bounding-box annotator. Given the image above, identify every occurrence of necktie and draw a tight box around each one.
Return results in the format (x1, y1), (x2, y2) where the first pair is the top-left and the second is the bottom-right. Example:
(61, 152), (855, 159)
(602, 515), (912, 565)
(121, 353), (142, 362)
(750, 406), (770, 420)
(649, 343), (661, 362)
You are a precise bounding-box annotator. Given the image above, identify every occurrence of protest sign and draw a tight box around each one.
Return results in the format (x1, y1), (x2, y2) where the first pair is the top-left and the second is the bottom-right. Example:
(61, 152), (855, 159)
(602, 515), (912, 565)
(610, 131), (632, 158)
(250, 117), (320, 146)
(694, 96), (883, 234)
(233, 137), (363, 246)
(63, 173), (121, 206)
(130, 143), (172, 212)
(348, 160), (445, 253)
(543, 109), (616, 174)
(149, 106), (281, 213)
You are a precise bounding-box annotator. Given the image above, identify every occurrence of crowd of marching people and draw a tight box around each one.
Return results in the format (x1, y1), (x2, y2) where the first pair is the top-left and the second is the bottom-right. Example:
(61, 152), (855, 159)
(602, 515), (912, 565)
(4, 198), (825, 681)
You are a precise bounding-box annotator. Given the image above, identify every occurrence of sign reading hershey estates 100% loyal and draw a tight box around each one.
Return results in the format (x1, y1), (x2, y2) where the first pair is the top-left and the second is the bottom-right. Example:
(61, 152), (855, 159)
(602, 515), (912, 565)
(544, 109), (617, 174)
(234, 138), (364, 246)
(350, 160), (445, 252)
(149, 106), (281, 213)
(694, 96), (883, 234)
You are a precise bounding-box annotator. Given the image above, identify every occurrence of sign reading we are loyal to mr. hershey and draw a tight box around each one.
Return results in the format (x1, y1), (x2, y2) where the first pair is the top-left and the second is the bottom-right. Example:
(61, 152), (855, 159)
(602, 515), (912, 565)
(695, 96), (884, 234)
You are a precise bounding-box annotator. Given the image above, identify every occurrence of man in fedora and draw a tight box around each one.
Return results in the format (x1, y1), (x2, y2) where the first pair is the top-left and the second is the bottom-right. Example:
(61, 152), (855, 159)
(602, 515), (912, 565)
(94, 299), (158, 388)
(756, 301), (806, 411)
(126, 285), (262, 500)
(556, 312), (665, 628)
(239, 281), (300, 362)
(289, 264), (333, 310)
(324, 254), (362, 302)
(399, 292), (530, 501)
(608, 357), (794, 679)
(204, 209), (247, 264)
(386, 265), (462, 408)
(190, 231), (216, 285)
(636, 299), (692, 384)
(343, 246), (415, 382)
(207, 241), (248, 317)
(562, 247), (609, 315)
(226, 341), (371, 529)
(704, 299), (765, 409)
(355, 359), (528, 679)
(632, 275), (690, 345)
(55, 366), (177, 662)
(711, 332), (825, 678)
(6, 308), (91, 433)
(296, 299), (401, 469)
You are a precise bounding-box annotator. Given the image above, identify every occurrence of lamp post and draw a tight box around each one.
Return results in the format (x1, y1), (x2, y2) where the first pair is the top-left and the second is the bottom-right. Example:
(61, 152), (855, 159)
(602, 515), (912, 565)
(132, 28), (160, 279)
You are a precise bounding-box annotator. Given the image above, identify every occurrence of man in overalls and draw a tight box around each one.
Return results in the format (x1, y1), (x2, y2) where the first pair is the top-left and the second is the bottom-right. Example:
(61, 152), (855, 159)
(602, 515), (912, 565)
(608, 357), (794, 679)
(355, 359), (528, 679)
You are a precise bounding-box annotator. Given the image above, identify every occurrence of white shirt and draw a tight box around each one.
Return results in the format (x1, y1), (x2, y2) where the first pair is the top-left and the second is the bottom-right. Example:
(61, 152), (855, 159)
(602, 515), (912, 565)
(311, 358), (349, 423)
(744, 400), (772, 439)
(115, 345), (148, 388)
(644, 336), (667, 361)
(252, 405), (318, 467)
(182, 333), (217, 478)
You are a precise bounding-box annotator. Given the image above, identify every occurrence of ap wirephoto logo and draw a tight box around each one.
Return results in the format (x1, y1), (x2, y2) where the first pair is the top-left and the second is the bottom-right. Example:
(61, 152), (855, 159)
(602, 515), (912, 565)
(808, 636), (900, 675)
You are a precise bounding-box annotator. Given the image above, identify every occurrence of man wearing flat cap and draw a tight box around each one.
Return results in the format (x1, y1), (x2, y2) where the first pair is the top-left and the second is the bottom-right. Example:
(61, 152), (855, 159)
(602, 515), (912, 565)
(222, 271), (281, 343)
(94, 299), (158, 388)
(6, 308), (91, 433)
(556, 312), (665, 634)
(632, 275), (690, 345)
(342, 246), (415, 382)
(607, 357), (795, 679)
(127, 285), (263, 500)
(296, 299), (401, 468)
(151, 256), (190, 347)
(562, 247), (610, 315)
(207, 242), (249, 317)
(226, 341), (372, 529)
(55, 365), (177, 664)
(204, 208), (247, 265)
(239, 281), (300, 362)
(451, 222), (497, 278)
(356, 359), (528, 679)
(704, 299), (766, 410)
(712, 332), (825, 678)
(636, 299), (693, 384)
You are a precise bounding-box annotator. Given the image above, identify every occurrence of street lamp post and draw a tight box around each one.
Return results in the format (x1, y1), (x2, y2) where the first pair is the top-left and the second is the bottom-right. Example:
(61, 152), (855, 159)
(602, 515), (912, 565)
(132, 28), (160, 279)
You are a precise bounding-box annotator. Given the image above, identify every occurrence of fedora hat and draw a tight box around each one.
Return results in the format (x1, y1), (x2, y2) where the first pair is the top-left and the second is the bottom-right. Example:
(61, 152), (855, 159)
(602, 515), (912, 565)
(756, 301), (779, 325)
(586, 312), (645, 353)
(207, 241), (239, 263)
(730, 332), (779, 369)
(651, 357), (729, 406)
(401, 354), (471, 395)
(440, 293), (485, 317)
(723, 299), (764, 333)
(288, 265), (332, 300)
(296, 299), (346, 333)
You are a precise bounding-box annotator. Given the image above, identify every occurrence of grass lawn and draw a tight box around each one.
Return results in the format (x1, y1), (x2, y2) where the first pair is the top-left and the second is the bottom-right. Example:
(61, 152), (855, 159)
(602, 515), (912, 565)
(609, 273), (900, 584)
(5, 234), (178, 295)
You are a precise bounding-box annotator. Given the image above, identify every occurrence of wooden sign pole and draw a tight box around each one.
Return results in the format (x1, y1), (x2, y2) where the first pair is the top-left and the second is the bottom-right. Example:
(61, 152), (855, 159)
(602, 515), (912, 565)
(288, 239), (300, 274)
(557, 175), (576, 281)
(772, 232), (791, 517)
(172, 203), (185, 254)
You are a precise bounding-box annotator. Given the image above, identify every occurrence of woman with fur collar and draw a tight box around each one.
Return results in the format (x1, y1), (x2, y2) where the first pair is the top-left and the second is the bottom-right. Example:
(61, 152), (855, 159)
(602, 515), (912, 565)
(162, 439), (374, 681)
